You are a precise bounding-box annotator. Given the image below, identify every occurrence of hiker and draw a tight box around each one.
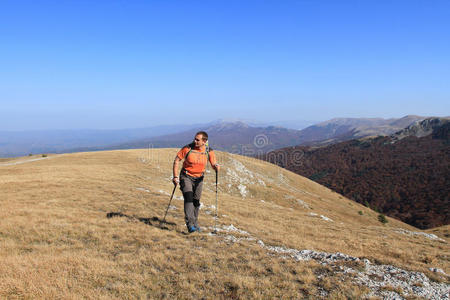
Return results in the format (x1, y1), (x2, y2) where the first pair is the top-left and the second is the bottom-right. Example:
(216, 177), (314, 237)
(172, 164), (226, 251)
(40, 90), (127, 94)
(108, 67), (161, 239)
(173, 131), (220, 233)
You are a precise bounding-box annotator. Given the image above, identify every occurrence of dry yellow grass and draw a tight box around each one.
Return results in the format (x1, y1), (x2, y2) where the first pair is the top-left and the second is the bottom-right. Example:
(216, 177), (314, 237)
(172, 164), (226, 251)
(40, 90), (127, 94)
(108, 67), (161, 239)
(427, 225), (450, 240)
(0, 149), (448, 298)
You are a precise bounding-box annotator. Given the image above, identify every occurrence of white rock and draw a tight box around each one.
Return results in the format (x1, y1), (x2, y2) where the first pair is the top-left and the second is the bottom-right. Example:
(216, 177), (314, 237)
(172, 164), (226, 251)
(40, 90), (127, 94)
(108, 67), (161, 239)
(320, 215), (333, 222)
(394, 229), (446, 242)
(237, 184), (247, 198)
(209, 222), (449, 299)
(429, 268), (447, 275)
(296, 199), (310, 209)
(158, 189), (170, 196)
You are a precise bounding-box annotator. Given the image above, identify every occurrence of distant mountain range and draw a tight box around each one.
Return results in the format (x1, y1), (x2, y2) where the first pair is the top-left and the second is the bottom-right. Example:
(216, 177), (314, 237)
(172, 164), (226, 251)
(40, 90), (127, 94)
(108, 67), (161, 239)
(0, 115), (428, 157)
(104, 115), (425, 154)
(0, 123), (207, 157)
(3, 119), (302, 157)
(263, 117), (450, 229)
(107, 121), (305, 155)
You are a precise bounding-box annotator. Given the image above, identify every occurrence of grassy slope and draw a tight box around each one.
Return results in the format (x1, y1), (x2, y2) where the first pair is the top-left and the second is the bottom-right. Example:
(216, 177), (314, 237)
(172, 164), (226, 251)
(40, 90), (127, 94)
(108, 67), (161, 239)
(427, 225), (450, 240)
(0, 149), (448, 299)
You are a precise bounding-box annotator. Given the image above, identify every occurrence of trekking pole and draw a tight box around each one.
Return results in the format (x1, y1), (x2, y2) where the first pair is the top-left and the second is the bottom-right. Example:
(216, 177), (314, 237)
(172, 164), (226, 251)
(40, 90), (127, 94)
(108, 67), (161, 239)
(213, 169), (219, 234)
(161, 185), (177, 226)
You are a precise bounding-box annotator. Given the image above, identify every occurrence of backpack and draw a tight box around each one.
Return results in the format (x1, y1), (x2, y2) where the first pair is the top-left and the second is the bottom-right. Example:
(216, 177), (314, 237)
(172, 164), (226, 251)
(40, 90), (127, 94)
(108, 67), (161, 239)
(184, 141), (211, 161)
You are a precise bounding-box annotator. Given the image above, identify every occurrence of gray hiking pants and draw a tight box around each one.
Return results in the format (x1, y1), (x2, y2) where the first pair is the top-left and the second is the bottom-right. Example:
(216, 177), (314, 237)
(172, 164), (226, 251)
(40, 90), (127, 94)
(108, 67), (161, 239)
(179, 172), (204, 228)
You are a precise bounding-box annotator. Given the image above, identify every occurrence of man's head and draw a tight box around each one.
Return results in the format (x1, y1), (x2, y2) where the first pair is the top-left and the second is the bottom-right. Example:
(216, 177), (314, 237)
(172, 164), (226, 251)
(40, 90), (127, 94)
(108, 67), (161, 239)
(194, 131), (208, 148)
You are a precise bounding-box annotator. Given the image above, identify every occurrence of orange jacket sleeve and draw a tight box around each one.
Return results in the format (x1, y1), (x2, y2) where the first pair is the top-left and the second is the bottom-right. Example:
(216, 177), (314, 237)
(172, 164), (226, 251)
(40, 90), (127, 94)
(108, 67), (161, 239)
(177, 147), (190, 160)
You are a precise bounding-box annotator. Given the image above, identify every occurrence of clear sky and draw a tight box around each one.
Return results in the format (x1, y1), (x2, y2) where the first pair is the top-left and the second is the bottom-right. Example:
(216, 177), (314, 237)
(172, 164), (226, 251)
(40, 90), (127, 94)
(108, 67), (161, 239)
(1, 0), (449, 130)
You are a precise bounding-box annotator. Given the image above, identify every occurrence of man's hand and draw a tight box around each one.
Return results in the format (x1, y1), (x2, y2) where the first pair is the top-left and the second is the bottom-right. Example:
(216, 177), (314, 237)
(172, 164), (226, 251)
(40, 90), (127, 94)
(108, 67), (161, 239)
(214, 164), (220, 172)
(173, 157), (181, 185)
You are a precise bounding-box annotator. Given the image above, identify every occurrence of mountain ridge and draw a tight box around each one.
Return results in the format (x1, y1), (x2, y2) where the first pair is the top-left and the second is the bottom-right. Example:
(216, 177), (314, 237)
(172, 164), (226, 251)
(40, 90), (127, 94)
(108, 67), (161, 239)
(391, 117), (450, 142)
(0, 115), (435, 157)
(101, 115), (426, 154)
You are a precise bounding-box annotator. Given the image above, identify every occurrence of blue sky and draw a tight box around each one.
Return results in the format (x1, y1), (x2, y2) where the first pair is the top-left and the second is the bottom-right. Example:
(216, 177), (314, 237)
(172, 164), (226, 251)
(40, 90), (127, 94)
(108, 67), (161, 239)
(1, 0), (449, 130)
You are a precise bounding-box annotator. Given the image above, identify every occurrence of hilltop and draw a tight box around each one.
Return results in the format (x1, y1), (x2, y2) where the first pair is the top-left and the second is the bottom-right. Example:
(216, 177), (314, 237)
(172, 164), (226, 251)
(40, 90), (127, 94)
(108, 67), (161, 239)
(0, 149), (448, 298)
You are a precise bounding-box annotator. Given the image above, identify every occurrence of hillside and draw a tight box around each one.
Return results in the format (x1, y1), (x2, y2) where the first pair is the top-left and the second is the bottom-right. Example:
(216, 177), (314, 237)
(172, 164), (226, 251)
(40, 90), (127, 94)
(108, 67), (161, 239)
(0, 150), (448, 298)
(264, 117), (450, 229)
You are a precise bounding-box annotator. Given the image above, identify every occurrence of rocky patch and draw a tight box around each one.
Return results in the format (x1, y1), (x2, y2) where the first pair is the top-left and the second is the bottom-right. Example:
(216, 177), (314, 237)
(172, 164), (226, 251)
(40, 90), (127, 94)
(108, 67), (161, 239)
(212, 224), (449, 299)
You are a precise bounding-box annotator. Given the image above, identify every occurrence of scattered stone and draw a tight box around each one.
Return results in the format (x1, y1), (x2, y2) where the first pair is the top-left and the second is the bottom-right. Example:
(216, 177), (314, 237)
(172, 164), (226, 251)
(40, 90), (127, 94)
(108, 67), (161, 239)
(210, 224), (450, 299)
(158, 189), (170, 196)
(429, 268), (447, 275)
(307, 212), (333, 222)
(277, 173), (288, 185)
(394, 229), (446, 242)
(320, 215), (333, 222)
(296, 199), (310, 209)
(215, 224), (250, 236)
(224, 158), (267, 197)
(237, 184), (248, 198)
(223, 235), (256, 243)
(353, 262), (449, 299)
(257, 178), (266, 186)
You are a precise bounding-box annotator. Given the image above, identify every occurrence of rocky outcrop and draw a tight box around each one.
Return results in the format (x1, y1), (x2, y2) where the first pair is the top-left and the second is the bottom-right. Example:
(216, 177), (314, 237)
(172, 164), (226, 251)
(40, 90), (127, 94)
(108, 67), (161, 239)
(215, 224), (450, 300)
(299, 115), (425, 146)
(391, 117), (450, 142)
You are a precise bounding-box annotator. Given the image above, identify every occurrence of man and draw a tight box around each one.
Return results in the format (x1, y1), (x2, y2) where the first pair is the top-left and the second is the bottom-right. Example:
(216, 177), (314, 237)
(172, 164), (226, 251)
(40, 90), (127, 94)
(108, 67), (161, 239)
(173, 131), (220, 233)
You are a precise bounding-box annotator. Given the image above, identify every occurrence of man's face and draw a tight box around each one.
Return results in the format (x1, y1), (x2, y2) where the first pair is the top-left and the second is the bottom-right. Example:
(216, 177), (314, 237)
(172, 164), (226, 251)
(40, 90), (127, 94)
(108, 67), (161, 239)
(194, 134), (206, 148)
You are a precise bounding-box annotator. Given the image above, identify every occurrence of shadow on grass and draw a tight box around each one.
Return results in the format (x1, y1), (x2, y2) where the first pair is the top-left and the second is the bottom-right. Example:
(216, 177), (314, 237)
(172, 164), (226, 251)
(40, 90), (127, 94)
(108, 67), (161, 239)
(106, 212), (177, 230)
(106, 212), (216, 236)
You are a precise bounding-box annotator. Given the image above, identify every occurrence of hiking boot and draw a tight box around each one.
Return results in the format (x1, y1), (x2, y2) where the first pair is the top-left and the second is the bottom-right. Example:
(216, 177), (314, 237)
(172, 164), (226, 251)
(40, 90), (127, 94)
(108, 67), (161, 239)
(188, 226), (197, 233)
(195, 226), (201, 232)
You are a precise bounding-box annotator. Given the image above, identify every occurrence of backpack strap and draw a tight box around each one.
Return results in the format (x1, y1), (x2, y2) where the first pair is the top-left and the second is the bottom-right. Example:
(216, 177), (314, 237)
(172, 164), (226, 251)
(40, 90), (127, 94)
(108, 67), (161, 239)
(184, 142), (195, 160)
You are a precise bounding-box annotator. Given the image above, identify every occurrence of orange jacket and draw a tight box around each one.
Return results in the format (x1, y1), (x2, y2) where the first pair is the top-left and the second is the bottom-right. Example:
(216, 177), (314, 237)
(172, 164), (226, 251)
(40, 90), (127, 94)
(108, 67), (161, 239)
(177, 145), (216, 178)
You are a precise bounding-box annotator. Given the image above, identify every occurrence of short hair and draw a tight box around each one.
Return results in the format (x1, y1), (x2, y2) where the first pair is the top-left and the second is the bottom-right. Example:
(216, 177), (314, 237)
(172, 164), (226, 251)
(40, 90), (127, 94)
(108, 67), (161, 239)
(195, 131), (208, 141)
